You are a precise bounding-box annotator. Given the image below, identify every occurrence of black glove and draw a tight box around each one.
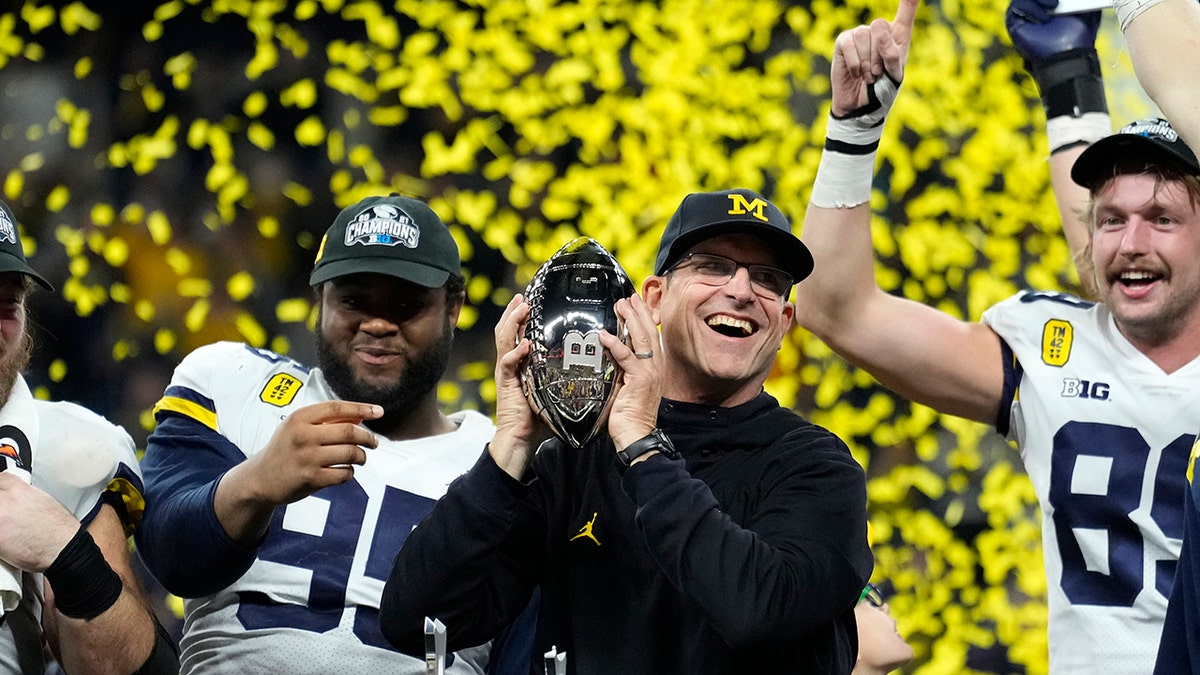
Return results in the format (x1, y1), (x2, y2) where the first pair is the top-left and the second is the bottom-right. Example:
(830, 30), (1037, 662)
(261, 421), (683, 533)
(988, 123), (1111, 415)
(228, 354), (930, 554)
(1005, 0), (1107, 134)
(1007, 0), (1101, 64)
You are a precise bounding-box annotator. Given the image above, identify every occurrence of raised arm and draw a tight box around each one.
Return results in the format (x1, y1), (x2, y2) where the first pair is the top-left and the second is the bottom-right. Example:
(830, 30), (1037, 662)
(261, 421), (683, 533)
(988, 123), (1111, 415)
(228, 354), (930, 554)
(1006, 0), (1109, 296)
(47, 504), (178, 674)
(0, 473), (178, 674)
(794, 0), (1006, 424)
(1118, 0), (1200, 150)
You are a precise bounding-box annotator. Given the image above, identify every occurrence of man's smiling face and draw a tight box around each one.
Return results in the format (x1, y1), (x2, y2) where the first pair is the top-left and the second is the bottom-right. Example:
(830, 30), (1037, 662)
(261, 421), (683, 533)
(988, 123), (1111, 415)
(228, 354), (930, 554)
(646, 232), (794, 406)
(1090, 172), (1200, 349)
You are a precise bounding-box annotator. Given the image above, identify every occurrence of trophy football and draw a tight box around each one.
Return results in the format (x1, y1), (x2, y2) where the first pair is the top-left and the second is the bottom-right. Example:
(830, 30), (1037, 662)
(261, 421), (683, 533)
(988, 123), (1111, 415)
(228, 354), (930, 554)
(521, 237), (635, 448)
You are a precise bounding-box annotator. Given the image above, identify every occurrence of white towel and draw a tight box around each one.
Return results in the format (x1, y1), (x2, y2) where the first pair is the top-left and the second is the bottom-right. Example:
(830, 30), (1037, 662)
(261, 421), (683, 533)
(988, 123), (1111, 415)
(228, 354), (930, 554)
(0, 378), (39, 615)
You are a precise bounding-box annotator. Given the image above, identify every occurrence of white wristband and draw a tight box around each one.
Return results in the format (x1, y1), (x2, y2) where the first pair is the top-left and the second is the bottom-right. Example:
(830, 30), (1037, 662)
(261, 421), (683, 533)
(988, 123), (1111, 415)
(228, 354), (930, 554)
(811, 74), (899, 209)
(1114, 0), (1168, 31)
(810, 145), (875, 209)
(825, 111), (886, 149)
(1046, 112), (1112, 154)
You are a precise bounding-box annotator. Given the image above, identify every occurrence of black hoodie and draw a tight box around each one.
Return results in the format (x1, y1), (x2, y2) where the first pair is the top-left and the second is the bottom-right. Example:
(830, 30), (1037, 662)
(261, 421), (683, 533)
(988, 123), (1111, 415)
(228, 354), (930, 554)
(381, 392), (872, 674)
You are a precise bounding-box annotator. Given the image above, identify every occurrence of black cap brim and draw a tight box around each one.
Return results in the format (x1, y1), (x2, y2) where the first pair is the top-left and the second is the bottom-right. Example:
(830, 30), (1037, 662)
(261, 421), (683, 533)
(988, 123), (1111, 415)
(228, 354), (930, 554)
(1072, 134), (1200, 189)
(657, 220), (814, 284)
(309, 257), (451, 288)
(0, 256), (52, 291)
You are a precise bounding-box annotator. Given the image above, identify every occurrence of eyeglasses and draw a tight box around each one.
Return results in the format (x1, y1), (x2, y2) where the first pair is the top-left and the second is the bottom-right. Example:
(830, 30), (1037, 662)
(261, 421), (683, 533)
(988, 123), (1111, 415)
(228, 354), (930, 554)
(668, 252), (794, 299)
(859, 583), (885, 608)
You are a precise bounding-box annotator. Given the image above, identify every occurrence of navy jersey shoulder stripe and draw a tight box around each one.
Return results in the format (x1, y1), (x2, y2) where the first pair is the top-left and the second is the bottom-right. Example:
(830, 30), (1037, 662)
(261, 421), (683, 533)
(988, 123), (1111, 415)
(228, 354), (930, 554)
(155, 385), (217, 430)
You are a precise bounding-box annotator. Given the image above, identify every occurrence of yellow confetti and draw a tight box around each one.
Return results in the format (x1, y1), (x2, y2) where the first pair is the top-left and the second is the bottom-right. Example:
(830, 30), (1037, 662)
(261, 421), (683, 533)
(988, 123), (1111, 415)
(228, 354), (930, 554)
(134, 299), (155, 322)
(294, 115), (326, 146)
(48, 359), (66, 382)
(6, 4), (1151, 670)
(227, 271), (254, 300)
(154, 329), (176, 354)
(146, 211), (172, 245)
(235, 311), (267, 346)
(276, 298), (311, 323)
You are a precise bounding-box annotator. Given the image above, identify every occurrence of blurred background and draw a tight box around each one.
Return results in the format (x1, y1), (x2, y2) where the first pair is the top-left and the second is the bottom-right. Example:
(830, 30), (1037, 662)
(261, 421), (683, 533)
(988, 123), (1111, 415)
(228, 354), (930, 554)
(0, 0), (1157, 672)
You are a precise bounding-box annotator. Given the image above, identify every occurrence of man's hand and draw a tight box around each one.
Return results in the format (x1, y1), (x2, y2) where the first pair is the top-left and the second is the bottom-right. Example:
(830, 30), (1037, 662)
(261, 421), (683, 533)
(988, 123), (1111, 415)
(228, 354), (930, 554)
(0, 473), (80, 572)
(830, 0), (917, 118)
(600, 295), (663, 451)
(238, 400), (381, 506)
(489, 293), (550, 479)
(215, 400), (381, 545)
(814, 0), (917, 209)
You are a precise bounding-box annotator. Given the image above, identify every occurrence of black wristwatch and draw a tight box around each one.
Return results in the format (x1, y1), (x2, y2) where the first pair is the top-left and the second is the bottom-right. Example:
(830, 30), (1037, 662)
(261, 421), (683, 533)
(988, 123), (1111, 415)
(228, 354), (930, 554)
(617, 429), (679, 467)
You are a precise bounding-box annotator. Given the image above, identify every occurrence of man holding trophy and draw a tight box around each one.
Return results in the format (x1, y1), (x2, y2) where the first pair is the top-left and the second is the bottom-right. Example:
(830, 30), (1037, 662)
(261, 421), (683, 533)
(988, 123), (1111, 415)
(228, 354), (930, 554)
(381, 188), (872, 674)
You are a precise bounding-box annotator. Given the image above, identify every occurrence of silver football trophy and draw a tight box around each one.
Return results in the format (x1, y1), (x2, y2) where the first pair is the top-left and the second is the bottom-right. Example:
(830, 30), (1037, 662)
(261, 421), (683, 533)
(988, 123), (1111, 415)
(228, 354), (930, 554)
(521, 237), (635, 448)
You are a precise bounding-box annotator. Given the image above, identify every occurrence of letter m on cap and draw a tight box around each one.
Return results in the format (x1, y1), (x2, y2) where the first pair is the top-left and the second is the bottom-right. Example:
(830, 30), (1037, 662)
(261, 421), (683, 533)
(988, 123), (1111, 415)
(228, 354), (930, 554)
(727, 194), (769, 222)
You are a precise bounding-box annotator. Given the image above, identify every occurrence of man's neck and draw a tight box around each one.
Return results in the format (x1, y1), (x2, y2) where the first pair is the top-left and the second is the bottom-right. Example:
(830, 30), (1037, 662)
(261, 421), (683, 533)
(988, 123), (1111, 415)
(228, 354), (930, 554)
(1117, 317), (1200, 375)
(661, 373), (764, 409)
(1128, 338), (1200, 374)
(367, 398), (458, 442)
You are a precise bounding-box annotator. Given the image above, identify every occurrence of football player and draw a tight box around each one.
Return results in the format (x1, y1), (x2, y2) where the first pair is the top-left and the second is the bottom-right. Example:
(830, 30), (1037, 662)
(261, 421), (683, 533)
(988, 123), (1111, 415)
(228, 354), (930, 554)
(1101, 1), (1200, 672)
(793, 0), (1200, 672)
(135, 195), (495, 673)
(0, 199), (177, 673)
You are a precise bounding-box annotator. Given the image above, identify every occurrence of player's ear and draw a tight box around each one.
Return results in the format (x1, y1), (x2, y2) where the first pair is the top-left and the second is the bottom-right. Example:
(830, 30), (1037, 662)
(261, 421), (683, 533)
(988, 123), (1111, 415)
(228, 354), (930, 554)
(448, 299), (463, 328)
(641, 276), (665, 325)
(780, 299), (795, 332)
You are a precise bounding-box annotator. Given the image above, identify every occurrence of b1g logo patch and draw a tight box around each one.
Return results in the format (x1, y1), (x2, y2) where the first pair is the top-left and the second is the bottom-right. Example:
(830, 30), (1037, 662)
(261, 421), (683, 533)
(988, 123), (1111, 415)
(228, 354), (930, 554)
(261, 373), (302, 407)
(1061, 378), (1110, 401)
(1041, 319), (1072, 367)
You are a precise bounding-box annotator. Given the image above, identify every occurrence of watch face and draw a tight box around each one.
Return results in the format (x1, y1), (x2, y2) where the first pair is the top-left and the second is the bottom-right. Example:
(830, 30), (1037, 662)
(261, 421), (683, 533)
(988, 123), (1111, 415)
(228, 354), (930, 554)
(653, 432), (678, 458)
(520, 237), (635, 448)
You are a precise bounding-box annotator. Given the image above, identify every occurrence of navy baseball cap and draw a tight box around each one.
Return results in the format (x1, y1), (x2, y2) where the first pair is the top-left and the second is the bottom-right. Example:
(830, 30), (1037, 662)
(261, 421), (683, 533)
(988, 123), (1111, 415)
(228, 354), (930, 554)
(310, 194), (461, 288)
(0, 200), (51, 291)
(654, 188), (814, 284)
(1072, 117), (1200, 189)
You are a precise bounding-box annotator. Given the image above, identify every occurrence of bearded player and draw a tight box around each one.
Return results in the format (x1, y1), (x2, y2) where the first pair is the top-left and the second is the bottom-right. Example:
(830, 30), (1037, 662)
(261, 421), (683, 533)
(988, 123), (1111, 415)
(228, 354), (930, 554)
(0, 198), (177, 673)
(795, 0), (1200, 671)
(135, 195), (494, 673)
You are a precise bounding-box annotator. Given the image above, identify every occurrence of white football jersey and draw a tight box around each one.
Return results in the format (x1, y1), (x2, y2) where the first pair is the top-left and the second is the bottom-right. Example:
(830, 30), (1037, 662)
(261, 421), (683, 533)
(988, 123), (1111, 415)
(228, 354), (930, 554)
(0, 377), (143, 673)
(156, 342), (494, 674)
(984, 291), (1200, 673)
